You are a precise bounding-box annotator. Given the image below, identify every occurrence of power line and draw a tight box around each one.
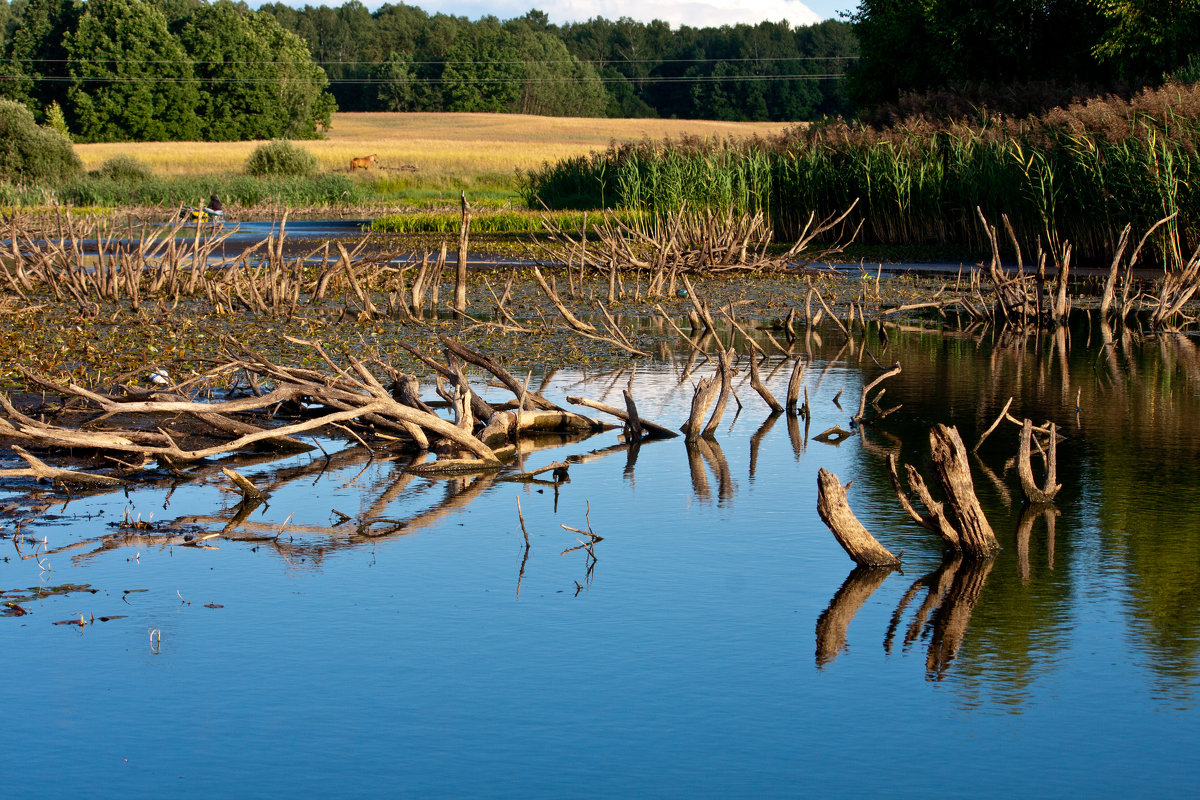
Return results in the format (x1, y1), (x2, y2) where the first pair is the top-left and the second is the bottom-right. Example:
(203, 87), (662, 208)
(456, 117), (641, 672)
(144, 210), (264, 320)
(0, 73), (847, 84)
(0, 55), (858, 67)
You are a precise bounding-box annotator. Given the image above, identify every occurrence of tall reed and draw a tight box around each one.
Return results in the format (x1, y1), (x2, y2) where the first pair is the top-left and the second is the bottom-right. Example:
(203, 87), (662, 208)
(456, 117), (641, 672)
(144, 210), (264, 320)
(522, 83), (1200, 262)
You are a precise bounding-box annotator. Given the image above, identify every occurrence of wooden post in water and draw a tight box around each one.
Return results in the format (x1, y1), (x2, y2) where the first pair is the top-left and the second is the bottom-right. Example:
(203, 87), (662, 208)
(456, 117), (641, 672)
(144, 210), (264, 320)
(455, 191), (471, 317)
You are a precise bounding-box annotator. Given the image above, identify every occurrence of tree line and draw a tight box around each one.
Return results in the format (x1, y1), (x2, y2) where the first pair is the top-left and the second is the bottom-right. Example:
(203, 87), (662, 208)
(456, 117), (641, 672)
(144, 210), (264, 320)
(1, 0), (1194, 143)
(255, 4), (858, 121)
(0, 0), (333, 142)
(849, 0), (1200, 118)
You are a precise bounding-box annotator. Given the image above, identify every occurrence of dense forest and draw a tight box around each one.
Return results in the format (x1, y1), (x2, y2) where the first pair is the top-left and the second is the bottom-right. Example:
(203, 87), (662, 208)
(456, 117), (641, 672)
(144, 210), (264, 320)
(254, 4), (858, 120)
(0, 0), (1198, 142)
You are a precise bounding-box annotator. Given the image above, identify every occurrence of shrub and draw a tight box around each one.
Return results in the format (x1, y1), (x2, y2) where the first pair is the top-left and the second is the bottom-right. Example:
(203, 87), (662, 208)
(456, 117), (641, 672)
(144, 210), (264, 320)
(0, 99), (82, 184)
(245, 140), (318, 177)
(93, 154), (154, 181)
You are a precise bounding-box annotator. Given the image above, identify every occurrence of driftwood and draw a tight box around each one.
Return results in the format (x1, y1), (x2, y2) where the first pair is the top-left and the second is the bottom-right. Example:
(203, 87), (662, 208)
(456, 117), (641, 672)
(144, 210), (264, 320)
(816, 468), (902, 567)
(928, 425), (1000, 556)
(565, 396), (678, 439)
(749, 355), (784, 413)
(854, 361), (901, 424)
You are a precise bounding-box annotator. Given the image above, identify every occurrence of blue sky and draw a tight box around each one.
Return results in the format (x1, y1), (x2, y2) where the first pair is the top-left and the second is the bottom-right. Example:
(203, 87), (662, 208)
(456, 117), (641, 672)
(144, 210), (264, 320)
(340, 1), (857, 29)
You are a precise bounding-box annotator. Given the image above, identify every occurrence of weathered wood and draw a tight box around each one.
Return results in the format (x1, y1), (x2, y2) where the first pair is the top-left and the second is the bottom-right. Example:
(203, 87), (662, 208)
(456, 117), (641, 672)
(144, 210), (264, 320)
(680, 374), (720, 442)
(0, 446), (123, 487)
(750, 354), (784, 412)
(786, 356), (807, 416)
(565, 395), (678, 439)
(1017, 418), (1062, 503)
(816, 468), (901, 567)
(439, 334), (560, 412)
(854, 361), (901, 424)
(886, 454), (961, 552)
(928, 424), (1000, 557)
(622, 389), (644, 442)
(455, 191), (470, 315)
(973, 396), (1014, 452)
(221, 467), (266, 502)
(702, 348), (734, 437)
(476, 408), (610, 447)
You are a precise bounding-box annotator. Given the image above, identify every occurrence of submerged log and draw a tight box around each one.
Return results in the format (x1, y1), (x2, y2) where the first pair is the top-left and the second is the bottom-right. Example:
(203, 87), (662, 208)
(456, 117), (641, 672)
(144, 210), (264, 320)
(816, 468), (901, 568)
(476, 408), (612, 448)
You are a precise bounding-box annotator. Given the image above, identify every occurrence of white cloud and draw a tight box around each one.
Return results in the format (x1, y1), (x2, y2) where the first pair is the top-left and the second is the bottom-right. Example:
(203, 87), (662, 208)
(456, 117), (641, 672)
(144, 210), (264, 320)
(405, 0), (824, 29)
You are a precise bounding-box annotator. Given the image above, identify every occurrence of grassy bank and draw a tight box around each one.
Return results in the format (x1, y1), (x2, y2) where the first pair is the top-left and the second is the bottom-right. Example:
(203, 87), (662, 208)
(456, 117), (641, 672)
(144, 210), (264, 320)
(523, 84), (1200, 263)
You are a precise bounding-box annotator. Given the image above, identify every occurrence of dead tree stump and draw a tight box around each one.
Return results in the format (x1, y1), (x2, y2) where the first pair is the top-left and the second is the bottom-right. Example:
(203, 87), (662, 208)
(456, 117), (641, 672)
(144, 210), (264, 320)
(928, 424), (1000, 557)
(1017, 419), (1062, 504)
(816, 468), (902, 568)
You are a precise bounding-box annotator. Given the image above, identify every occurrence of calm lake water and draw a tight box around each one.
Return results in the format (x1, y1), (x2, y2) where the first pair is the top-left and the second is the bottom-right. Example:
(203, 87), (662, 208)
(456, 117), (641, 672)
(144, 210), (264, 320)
(3, 314), (1199, 797)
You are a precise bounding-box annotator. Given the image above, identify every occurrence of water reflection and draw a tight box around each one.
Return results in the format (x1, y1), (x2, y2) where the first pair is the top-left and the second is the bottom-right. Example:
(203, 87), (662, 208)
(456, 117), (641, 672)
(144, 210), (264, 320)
(8, 310), (1200, 695)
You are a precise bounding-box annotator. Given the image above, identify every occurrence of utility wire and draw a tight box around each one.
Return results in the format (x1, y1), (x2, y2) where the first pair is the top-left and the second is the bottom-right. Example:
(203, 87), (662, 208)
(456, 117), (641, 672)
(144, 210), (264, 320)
(0, 55), (858, 67)
(0, 73), (848, 84)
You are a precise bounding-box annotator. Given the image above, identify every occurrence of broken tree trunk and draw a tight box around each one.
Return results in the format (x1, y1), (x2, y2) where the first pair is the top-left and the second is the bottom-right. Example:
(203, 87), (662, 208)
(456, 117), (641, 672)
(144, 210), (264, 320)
(680, 374), (720, 442)
(928, 424), (1000, 557)
(1017, 418), (1062, 503)
(750, 354), (784, 413)
(816, 468), (902, 567)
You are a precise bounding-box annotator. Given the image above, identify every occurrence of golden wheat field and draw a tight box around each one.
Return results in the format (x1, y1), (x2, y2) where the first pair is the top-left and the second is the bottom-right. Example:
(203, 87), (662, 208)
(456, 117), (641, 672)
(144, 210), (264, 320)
(73, 112), (795, 180)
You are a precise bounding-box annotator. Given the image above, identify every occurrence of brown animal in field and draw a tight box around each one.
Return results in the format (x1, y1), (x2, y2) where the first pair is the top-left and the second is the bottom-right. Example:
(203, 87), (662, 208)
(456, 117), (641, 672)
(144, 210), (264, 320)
(350, 154), (379, 171)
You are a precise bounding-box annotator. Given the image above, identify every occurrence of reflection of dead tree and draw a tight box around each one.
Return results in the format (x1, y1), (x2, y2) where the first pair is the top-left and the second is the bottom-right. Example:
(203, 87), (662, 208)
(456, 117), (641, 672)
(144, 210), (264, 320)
(561, 501), (602, 589)
(1016, 503), (1059, 584)
(815, 566), (892, 667)
(925, 557), (994, 680)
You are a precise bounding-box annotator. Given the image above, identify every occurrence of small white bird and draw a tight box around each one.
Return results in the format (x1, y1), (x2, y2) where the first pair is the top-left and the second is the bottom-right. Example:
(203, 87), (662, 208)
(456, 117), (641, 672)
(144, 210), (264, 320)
(149, 369), (170, 386)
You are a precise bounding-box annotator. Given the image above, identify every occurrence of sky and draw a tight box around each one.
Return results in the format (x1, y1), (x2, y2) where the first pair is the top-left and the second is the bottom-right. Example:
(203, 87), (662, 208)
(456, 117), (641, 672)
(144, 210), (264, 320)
(350, 0), (856, 29)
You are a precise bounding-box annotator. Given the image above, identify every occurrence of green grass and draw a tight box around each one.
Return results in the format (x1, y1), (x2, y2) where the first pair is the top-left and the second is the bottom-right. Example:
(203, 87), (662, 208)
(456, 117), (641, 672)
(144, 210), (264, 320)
(370, 207), (644, 235)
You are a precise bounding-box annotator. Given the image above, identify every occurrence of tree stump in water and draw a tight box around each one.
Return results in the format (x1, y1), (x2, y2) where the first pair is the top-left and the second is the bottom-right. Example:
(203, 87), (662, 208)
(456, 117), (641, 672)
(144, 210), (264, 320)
(928, 424), (1000, 557)
(816, 468), (902, 568)
(1017, 418), (1062, 504)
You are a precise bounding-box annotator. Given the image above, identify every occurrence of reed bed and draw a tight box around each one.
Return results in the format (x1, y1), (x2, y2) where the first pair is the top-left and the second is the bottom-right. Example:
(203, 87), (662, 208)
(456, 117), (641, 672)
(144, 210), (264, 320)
(523, 83), (1200, 263)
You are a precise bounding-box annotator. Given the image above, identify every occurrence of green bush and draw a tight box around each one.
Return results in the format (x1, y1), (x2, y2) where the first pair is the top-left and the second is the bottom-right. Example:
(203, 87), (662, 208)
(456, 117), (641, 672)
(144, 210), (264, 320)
(0, 99), (82, 184)
(245, 140), (319, 177)
(93, 154), (154, 181)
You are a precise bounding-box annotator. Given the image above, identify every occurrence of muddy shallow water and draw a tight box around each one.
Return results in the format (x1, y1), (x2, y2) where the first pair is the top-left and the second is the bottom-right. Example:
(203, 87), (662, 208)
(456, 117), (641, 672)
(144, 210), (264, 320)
(2, 317), (1199, 796)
